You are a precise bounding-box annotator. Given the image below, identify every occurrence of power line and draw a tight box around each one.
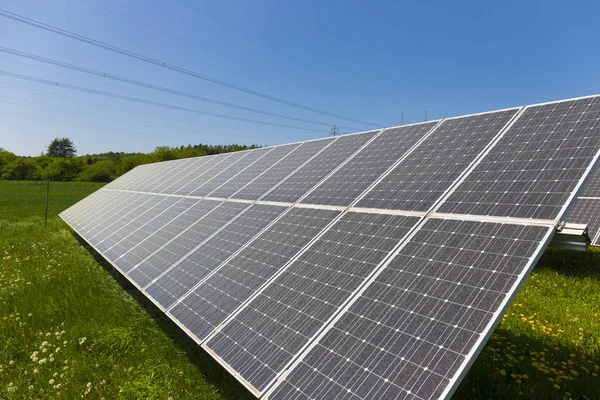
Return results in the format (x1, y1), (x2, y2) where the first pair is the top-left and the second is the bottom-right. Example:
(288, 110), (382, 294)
(0, 94), (241, 139)
(0, 8), (382, 127)
(0, 109), (179, 139)
(0, 69), (329, 133)
(0, 81), (278, 136)
(172, 0), (371, 91)
(0, 46), (361, 131)
(80, 0), (258, 70)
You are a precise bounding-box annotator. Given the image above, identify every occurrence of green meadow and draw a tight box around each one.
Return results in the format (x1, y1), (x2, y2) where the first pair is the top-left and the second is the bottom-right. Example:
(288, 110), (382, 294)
(1, 181), (598, 399)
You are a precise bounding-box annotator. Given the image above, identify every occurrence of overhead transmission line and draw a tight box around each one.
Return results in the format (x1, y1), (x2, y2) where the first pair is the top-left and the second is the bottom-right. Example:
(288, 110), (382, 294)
(0, 69), (330, 133)
(0, 46), (360, 131)
(0, 8), (382, 128)
(0, 94), (242, 138)
(80, 0), (258, 70)
(0, 81), (271, 135)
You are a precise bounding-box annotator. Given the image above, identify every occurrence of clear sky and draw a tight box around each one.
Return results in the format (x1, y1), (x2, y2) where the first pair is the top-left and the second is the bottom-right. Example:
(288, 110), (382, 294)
(1, 0), (599, 156)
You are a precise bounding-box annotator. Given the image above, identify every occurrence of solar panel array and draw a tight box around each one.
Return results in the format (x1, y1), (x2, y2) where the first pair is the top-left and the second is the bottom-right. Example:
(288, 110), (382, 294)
(60, 94), (600, 400)
(563, 147), (600, 244)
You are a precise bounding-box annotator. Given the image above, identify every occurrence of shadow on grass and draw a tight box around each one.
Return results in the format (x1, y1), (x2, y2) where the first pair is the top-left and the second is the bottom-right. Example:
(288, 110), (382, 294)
(72, 233), (254, 400)
(454, 327), (599, 400)
(536, 246), (600, 279)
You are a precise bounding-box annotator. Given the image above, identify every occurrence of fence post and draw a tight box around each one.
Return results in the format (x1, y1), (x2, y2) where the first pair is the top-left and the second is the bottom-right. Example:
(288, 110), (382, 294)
(44, 178), (50, 228)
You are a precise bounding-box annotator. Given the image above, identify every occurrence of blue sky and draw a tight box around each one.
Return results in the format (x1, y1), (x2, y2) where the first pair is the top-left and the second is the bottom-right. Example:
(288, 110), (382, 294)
(0, 0), (599, 156)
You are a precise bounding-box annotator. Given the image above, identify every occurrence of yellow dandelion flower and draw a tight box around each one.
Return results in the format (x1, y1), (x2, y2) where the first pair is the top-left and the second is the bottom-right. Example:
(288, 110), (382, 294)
(516, 379), (522, 384)
(569, 353), (576, 358)
(522, 374), (528, 380)
(570, 370), (578, 376)
(553, 384), (560, 389)
(518, 391), (523, 396)
(511, 374), (517, 379)
(499, 370), (506, 376)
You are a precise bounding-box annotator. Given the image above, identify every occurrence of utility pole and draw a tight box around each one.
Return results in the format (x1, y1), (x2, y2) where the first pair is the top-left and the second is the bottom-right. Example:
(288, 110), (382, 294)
(329, 124), (339, 137)
(401, 112), (404, 125)
(424, 110), (428, 122)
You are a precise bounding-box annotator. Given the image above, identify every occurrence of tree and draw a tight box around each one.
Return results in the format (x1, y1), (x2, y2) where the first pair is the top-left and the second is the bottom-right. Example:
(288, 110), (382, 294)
(77, 160), (116, 182)
(42, 158), (83, 181)
(2, 158), (41, 180)
(47, 137), (76, 158)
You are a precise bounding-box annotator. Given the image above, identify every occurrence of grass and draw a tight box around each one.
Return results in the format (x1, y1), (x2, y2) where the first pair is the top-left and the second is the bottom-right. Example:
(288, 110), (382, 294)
(0, 180), (599, 399)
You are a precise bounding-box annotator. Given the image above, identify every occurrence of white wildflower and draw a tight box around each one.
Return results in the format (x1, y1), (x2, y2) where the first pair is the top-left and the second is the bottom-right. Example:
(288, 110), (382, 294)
(49, 379), (54, 384)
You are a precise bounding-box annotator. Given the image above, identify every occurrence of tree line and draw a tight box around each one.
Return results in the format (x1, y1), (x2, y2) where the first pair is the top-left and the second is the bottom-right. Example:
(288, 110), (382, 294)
(0, 137), (259, 182)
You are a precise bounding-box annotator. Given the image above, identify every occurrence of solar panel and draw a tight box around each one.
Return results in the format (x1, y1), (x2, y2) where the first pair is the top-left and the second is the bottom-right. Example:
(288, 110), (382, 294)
(301, 122), (439, 207)
(114, 198), (210, 272)
(189, 148), (272, 197)
(103, 163), (151, 191)
(438, 97), (600, 220)
(171, 153), (236, 195)
(139, 158), (197, 193)
(100, 196), (183, 260)
(152, 157), (214, 193)
(355, 109), (520, 212)
(105, 197), (199, 262)
(563, 198), (600, 244)
(65, 191), (134, 232)
(126, 201), (247, 288)
(60, 94), (600, 400)
(203, 212), (421, 395)
(91, 195), (167, 252)
(145, 204), (287, 309)
(231, 138), (335, 201)
(209, 143), (301, 199)
(77, 193), (151, 243)
(577, 161), (600, 197)
(266, 218), (553, 400)
(168, 207), (341, 342)
(261, 131), (379, 204)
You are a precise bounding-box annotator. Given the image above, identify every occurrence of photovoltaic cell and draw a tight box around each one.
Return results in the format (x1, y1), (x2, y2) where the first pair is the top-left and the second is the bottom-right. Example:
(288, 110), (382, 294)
(439, 97), (600, 219)
(101, 196), (182, 260)
(105, 197), (198, 263)
(139, 158), (195, 193)
(189, 148), (272, 196)
(205, 212), (421, 394)
(102, 164), (150, 190)
(145, 204), (287, 309)
(209, 143), (301, 199)
(356, 110), (519, 211)
(171, 153), (235, 195)
(261, 131), (378, 204)
(268, 218), (551, 400)
(231, 138), (334, 201)
(114, 198), (213, 273)
(578, 161), (600, 197)
(152, 157), (212, 193)
(126, 201), (247, 288)
(79, 193), (153, 245)
(60, 189), (111, 227)
(92, 195), (168, 253)
(301, 123), (439, 207)
(66, 191), (135, 232)
(168, 208), (340, 342)
(563, 198), (600, 244)
(160, 155), (221, 194)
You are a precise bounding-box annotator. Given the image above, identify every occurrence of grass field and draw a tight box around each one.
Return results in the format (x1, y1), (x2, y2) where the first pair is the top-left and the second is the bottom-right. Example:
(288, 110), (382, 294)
(1, 181), (599, 399)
